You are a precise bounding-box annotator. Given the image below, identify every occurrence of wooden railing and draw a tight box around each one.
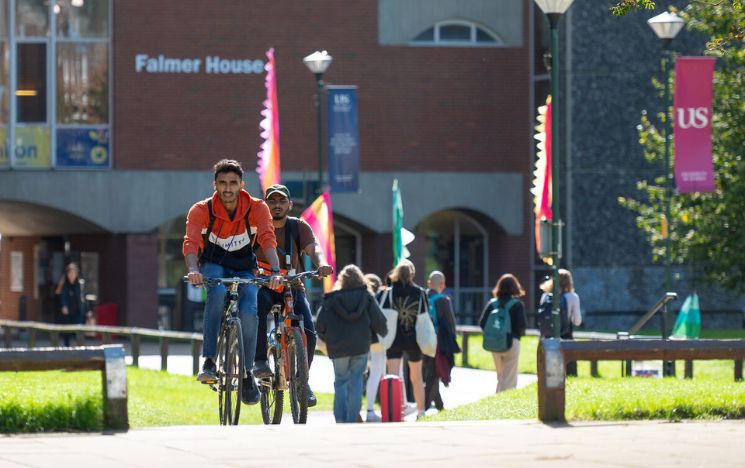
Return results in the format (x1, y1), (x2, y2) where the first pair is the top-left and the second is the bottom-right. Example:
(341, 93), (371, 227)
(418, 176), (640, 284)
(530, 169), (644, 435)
(0, 344), (128, 430)
(0, 319), (203, 375)
(536, 338), (745, 422)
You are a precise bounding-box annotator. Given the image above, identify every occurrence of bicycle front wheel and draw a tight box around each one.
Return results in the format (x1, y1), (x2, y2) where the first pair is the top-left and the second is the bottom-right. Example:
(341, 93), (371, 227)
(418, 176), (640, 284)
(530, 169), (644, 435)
(259, 343), (284, 424)
(220, 319), (244, 425)
(288, 327), (309, 424)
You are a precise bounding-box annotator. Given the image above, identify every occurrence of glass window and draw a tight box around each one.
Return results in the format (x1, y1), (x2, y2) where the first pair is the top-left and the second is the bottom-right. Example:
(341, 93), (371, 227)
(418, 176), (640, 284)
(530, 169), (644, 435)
(16, 0), (48, 37)
(55, 0), (109, 39)
(439, 24), (471, 42)
(414, 27), (434, 43)
(16, 43), (46, 123)
(476, 28), (497, 43)
(57, 42), (108, 124)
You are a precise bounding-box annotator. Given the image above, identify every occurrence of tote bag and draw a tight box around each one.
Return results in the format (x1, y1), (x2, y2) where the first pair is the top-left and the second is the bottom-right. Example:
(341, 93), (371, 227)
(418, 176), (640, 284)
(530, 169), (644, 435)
(415, 291), (437, 357)
(377, 288), (398, 350)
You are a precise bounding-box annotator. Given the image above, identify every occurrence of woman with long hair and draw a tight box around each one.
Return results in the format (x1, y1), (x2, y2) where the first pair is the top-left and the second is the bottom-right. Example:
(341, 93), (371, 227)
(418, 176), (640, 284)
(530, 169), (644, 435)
(316, 264), (387, 423)
(539, 268), (582, 375)
(479, 273), (527, 392)
(385, 259), (429, 418)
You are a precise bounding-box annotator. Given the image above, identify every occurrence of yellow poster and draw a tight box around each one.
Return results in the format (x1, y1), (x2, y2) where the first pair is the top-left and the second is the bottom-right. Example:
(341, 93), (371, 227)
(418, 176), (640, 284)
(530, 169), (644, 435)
(13, 127), (50, 169)
(0, 127), (7, 169)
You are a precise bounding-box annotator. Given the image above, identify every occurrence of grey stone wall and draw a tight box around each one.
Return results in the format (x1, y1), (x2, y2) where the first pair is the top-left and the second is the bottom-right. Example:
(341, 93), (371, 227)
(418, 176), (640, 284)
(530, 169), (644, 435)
(564, 1), (745, 321)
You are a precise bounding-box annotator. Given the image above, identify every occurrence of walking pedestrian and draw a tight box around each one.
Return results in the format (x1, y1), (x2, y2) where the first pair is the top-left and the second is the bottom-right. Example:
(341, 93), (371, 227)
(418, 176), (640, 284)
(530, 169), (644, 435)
(423, 271), (460, 411)
(57, 263), (86, 347)
(317, 265), (387, 423)
(385, 259), (429, 419)
(539, 269), (582, 375)
(363, 273), (387, 422)
(479, 273), (527, 392)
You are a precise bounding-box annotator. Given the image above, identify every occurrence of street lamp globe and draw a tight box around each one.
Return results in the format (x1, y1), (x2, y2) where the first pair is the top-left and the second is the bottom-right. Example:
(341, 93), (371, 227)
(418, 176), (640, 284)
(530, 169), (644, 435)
(647, 11), (684, 41)
(303, 50), (333, 77)
(534, 0), (575, 15)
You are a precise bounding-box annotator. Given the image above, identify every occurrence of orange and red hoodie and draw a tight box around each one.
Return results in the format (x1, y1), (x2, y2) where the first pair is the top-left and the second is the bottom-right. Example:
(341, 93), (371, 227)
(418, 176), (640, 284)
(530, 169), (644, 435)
(182, 190), (277, 271)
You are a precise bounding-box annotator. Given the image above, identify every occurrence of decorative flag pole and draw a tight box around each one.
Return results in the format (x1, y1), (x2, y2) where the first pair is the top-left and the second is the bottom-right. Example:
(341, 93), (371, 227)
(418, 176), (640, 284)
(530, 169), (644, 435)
(532, 96), (553, 263)
(257, 48), (281, 194)
(392, 179), (414, 267)
(300, 191), (336, 292)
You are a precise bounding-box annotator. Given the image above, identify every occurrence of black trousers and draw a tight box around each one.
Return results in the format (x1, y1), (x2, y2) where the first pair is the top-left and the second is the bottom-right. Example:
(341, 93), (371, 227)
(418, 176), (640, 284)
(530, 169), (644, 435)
(422, 355), (443, 410)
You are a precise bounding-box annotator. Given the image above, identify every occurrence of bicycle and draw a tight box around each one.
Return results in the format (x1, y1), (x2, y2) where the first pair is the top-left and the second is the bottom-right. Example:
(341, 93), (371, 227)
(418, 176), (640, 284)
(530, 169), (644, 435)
(259, 270), (321, 425)
(186, 275), (269, 426)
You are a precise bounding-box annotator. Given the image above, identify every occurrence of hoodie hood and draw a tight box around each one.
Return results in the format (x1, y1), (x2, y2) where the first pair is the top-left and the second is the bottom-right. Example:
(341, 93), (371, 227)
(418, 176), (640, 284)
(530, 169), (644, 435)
(211, 189), (253, 221)
(325, 287), (370, 322)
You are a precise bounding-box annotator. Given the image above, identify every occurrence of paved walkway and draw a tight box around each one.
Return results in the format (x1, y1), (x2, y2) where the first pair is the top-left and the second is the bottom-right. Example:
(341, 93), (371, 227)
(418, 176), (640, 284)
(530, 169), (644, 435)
(2, 420), (744, 467)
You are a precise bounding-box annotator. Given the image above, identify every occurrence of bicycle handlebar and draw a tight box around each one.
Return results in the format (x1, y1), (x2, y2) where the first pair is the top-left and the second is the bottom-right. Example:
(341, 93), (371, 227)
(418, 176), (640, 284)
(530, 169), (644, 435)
(182, 270), (324, 287)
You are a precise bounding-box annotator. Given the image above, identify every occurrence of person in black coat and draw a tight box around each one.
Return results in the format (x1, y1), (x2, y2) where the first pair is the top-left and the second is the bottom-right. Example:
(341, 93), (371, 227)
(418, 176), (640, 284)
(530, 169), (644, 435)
(317, 264), (387, 423)
(58, 263), (86, 347)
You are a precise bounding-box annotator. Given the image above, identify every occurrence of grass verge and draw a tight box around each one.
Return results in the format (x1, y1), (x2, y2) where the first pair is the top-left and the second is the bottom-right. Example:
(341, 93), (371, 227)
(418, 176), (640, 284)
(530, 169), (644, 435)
(0, 366), (334, 432)
(426, 376), (745, 422)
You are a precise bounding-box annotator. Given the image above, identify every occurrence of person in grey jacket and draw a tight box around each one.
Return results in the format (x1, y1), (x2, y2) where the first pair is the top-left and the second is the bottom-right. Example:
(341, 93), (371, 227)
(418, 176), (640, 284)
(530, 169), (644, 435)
(317, 264), (388, 423)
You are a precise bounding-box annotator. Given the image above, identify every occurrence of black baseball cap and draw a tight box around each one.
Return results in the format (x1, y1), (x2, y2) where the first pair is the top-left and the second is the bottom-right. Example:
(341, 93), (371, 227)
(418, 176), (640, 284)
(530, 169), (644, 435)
(265, 184), (290, 199)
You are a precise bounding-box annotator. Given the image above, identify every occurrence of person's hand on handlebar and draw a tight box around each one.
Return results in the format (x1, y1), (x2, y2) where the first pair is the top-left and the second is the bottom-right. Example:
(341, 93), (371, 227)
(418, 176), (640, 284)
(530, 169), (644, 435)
(317, 264), (333, 278)
(187, 269), (204, 287)
(268, 271), (283, 290)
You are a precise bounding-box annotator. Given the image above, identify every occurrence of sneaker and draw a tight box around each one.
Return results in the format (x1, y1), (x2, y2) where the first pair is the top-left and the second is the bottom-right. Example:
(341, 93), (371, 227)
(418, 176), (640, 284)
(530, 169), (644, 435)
(366, 410), (381, 423)
(307, 384), (317, 407)
(416, 411), (426, 421)
(241, 373), (260, 405)
(403, 402), (418, 416)
(197, 358), (217, 384)
(253, 360), (272, 379)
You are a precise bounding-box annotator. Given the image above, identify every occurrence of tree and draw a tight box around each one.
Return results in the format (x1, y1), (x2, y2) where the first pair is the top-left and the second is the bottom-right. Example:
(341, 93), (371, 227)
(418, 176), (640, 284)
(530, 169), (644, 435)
(619, 1), (745, 292)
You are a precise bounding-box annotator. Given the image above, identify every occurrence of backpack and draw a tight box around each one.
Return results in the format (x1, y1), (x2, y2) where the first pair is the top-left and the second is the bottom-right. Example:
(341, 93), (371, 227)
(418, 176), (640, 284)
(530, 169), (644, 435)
(482, 298), (518, 352)
(427, 292), (443, 334)
(536, 292), (570, 338)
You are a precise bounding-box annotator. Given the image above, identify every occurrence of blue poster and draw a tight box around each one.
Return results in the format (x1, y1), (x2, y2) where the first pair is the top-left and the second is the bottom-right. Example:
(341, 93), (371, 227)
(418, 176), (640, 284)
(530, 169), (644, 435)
(56, 128), (111, 168)
(326, 86), (359, 193)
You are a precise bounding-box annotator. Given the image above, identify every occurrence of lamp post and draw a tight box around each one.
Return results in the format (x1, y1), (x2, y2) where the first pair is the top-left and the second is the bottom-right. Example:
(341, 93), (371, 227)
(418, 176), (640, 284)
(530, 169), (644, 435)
(535, 0), (575, 338)
(648, 11), (683, 375)
(303, 50), (333, 204)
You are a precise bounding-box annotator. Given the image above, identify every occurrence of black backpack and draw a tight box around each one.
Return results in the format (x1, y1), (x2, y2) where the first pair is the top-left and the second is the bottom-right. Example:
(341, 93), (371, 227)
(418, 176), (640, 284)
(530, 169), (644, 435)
(536, 292), (571, 338)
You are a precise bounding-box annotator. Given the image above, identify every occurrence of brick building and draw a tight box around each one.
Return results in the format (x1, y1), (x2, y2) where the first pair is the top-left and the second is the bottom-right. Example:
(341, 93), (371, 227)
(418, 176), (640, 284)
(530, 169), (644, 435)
(0, 0), (541, 328)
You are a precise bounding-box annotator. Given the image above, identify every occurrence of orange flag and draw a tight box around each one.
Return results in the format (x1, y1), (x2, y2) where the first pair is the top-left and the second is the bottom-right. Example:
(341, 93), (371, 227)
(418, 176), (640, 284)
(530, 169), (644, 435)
(300, 191), (336, 292)
(257, 48), (281, 194)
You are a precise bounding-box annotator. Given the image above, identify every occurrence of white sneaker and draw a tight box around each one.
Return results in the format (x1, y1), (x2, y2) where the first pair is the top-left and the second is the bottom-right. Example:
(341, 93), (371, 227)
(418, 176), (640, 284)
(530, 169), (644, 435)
(403, 403), (418, 416)
(366, 410), (381, 423)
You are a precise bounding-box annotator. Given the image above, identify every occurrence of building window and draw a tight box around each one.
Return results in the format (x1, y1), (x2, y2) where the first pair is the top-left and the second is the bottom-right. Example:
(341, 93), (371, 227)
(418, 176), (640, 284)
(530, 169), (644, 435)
(0, 0), (111, 170)
(412, 21), (500, 46)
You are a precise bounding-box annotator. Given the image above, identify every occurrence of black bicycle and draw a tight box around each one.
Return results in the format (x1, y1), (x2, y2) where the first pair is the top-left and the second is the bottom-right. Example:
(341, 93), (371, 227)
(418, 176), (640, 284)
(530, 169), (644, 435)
(187, 276), (269, 425)
(259, 270), (321, 425)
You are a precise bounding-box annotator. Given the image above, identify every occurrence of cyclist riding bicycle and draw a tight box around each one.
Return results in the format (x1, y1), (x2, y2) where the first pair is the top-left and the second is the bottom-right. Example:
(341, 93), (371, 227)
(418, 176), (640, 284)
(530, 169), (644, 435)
(183, 159), (282, 405)
(252, 184), (333, 407)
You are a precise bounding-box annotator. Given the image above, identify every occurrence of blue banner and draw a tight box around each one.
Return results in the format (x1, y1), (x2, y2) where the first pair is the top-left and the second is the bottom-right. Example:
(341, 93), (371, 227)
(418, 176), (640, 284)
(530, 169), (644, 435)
(56, 128), (111, 168)
(326, 86), (359, 193)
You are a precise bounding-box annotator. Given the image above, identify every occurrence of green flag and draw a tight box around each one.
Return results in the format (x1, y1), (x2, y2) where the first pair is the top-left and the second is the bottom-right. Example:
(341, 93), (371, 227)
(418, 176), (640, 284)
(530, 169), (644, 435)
(672, 293), (702, 339)
(392, 179), (403, 267)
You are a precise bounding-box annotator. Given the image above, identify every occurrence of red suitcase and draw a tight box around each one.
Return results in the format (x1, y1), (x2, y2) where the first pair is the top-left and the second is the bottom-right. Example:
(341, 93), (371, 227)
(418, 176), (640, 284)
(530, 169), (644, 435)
(379, 374), (404, 422)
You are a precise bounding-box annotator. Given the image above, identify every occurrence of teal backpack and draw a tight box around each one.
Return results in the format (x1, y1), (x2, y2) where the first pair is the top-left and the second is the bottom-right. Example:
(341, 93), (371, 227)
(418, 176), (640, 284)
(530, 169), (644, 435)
(483, 298), (518, 352)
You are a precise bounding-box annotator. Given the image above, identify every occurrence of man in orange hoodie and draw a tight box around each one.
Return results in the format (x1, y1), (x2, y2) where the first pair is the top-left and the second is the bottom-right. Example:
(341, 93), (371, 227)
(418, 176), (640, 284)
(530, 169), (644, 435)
(183, 159), (282, 405)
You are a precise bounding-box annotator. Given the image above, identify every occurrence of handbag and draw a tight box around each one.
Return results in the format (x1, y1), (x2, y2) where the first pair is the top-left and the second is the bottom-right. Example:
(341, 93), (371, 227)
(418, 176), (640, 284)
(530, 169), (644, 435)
(377, 288), (398, 350)
(415, 291), (437, 357)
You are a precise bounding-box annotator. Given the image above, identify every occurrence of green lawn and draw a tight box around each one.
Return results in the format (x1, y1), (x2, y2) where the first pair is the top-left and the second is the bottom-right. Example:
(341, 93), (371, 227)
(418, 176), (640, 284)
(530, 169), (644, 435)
(0, 367), (334, 432)
(425, 376), (745, 422)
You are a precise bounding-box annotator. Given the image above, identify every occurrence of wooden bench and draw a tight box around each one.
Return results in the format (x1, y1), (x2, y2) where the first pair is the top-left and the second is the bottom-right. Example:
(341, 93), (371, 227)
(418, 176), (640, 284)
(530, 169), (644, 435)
(0, 345), (128, 430)
(537, 338), (745, 422)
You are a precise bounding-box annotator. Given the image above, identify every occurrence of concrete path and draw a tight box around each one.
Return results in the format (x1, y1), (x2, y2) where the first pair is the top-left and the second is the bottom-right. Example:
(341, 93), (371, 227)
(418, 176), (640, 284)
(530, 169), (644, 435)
(2, 420), (743, 467)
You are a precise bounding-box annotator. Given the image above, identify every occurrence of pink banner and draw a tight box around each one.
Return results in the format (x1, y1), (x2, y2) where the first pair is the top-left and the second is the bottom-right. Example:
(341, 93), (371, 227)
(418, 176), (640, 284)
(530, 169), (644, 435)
(674, 57), (716, 193)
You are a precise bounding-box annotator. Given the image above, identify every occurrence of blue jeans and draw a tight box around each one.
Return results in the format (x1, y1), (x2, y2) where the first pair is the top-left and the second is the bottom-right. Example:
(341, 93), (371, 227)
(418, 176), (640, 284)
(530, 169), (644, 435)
(256, 287), (317, 367)
(200, 262), (258, 373)
(332, 353), (368, 423)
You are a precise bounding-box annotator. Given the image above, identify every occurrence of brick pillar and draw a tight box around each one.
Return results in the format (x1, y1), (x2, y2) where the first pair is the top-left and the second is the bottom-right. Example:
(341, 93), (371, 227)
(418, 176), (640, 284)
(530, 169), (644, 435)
(124, 233), (159, 327)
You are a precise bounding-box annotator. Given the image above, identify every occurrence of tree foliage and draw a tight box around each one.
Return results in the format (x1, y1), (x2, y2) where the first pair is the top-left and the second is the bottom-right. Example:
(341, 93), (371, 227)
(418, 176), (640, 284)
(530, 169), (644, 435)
(619, 1), (745, 292)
